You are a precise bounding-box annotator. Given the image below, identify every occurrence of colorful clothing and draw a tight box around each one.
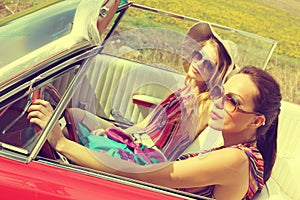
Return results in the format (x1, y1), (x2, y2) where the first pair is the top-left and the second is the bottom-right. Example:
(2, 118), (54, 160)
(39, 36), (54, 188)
(176, 142), (264, 200)
(81, 85), (209, 163)
(144, 85), (207, 161)
(78, 122), (167, 165)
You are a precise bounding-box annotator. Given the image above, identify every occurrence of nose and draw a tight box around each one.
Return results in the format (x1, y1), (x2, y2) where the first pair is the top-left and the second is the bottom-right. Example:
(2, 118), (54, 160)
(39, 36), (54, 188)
(210, 85), (225, 106)
(213, 96), (225, 109)
(192, 58), (204, 67)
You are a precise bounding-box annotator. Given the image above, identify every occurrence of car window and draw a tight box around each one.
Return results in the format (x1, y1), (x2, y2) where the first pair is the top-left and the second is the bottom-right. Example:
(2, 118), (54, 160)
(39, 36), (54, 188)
(0, 71), (77, 155)
(0, 0), (79, 68)
(0, 94), (39, 150)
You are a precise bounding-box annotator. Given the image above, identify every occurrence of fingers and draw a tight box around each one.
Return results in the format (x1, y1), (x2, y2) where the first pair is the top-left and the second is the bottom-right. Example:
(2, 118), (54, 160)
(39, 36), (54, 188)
(27, 100), (53, 129)
(28, 99), (53, 113)
(26, 99), (66, 149)
(28, 116), (47, 129)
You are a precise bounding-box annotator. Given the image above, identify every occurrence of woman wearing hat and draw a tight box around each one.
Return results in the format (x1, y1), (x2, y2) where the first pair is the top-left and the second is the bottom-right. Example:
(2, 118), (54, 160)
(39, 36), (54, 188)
(141, 22), (236, 160)
(29, 65), (281, 199)
(46, 22), (236, 162)
(29, 22), (235, 162)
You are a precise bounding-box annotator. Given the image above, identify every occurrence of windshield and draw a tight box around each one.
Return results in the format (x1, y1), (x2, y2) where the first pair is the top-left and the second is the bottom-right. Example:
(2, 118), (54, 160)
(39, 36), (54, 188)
(103, 3), (277, 71)
(0, 0), (80, 68)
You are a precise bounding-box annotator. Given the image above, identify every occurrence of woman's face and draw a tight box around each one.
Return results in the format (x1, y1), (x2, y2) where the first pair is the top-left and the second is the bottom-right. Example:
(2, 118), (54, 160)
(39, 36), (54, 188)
(208, 73), (259, 134)
(187, 42), (218, 82)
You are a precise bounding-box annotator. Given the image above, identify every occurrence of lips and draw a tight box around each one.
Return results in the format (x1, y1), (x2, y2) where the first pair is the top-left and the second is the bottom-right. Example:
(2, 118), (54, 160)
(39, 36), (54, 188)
(192, 65), (201, 75)
(210, 110), (223, 120)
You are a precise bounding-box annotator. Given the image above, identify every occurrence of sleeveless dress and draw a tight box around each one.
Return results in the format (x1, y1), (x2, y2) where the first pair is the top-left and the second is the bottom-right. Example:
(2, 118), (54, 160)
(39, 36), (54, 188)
(176, 142), (264, 200)
(144, 85), (209, 161)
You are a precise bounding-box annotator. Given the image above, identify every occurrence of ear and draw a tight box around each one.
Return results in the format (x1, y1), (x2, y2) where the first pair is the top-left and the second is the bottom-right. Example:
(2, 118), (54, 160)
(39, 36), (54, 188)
(250, 115), (266, 128)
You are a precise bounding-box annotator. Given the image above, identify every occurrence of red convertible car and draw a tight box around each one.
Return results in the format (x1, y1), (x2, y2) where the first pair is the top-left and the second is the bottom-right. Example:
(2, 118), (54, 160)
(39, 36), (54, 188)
(2, 0), (296, 199)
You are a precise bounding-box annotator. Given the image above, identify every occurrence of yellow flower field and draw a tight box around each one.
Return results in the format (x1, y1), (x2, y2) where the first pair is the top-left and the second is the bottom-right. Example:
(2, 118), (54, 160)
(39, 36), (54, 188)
(133, 0), (300, 104)
(134, 0), (300, 59)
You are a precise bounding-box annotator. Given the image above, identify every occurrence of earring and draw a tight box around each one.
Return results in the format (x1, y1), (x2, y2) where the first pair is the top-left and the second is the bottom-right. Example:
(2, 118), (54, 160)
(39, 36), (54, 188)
(262, 122), (266, 126)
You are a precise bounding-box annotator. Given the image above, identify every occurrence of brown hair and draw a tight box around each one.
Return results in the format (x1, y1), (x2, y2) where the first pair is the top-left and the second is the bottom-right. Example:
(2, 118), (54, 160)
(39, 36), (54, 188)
(239, 66), (281, 183)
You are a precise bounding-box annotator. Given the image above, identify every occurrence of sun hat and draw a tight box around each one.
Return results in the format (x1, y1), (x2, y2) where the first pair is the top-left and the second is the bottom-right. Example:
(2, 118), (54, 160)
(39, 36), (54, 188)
(182, 22), (238, 82)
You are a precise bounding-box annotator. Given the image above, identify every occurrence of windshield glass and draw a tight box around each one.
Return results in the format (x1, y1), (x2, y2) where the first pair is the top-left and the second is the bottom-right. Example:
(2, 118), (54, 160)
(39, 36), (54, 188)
(0, 0), (80, 68)
(103, 3), (277, 71)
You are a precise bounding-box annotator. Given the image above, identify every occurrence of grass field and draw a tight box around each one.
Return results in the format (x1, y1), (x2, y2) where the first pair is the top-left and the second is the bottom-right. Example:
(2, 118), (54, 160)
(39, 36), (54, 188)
(1, 0), (299, 104)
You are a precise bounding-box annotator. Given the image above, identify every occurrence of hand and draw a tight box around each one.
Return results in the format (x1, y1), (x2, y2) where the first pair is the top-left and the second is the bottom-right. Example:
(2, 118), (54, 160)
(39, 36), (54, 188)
(27, 99), (54, 129)
(27, 99), (65, 149)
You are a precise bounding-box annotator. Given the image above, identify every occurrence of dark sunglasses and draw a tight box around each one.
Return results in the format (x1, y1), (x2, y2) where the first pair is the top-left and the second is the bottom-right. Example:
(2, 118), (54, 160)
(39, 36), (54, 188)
(192, 50), (216, 73)
(225, 93), (262, 115)
(210, 85), (262, 115)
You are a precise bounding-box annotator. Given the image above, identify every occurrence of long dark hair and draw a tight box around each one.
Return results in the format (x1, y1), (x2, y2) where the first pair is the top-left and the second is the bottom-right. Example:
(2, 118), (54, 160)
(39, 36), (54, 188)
(239, 66), (281, 183)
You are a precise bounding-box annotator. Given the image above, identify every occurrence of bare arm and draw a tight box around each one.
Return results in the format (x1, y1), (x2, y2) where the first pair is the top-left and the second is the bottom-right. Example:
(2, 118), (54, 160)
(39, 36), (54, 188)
(28, 100), (249, 197)
(55, 137), (249, 190)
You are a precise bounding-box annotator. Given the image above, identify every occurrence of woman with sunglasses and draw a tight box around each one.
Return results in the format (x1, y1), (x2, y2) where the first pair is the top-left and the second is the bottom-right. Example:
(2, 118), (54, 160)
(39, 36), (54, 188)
(137, 22), (235, 161)
(166, 65), (281, 199)
(44, 22), (235, 162)
(29, 65), (281, 199)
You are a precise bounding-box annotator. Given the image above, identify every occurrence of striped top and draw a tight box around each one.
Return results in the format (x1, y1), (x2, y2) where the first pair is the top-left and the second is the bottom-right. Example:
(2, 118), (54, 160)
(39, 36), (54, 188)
(176, 142), (264, 199)
(144, 85), (209, 161)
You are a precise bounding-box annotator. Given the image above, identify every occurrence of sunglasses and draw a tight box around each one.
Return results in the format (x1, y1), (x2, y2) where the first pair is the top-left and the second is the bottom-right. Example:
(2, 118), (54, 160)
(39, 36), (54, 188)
(192, 50), (216, 73)
(210, 85), (262, 116)
(225, 93), (262, 115)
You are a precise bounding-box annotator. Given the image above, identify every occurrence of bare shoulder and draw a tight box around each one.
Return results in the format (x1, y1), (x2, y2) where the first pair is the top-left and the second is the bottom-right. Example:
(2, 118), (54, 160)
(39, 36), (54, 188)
(210, 147), (250, 198)
(169, 146), (250, 188)
(219, 147), (248, 160)
(211, 147), (249, 167)
(199, 147), (250, 188)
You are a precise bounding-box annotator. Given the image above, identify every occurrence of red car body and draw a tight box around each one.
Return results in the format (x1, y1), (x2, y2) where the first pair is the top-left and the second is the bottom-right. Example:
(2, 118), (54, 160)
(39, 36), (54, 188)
(0, 156), (184, 199)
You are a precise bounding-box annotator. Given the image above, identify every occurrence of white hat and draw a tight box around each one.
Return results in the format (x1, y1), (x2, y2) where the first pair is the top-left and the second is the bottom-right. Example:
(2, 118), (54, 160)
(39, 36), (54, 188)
(182, 22), (238, 83)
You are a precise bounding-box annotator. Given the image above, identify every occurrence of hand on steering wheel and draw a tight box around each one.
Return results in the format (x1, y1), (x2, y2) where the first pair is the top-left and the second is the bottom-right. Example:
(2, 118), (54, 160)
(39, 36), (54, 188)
(28, 85), (77, 159)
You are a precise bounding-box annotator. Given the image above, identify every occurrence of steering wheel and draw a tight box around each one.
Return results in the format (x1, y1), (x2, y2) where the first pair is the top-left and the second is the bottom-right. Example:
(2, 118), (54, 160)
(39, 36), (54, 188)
(32, 84), (78, 159)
